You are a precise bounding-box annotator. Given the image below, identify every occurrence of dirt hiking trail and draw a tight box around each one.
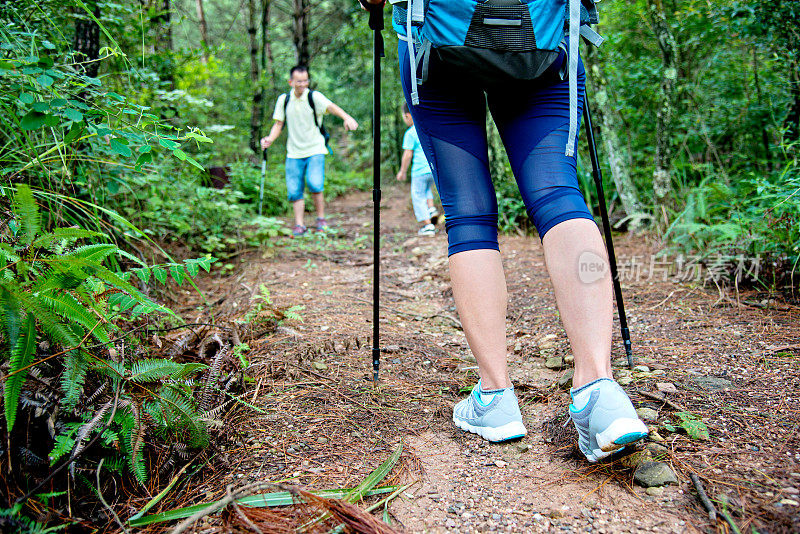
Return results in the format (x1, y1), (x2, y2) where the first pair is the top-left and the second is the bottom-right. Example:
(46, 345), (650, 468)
(167, 183), (799, 533)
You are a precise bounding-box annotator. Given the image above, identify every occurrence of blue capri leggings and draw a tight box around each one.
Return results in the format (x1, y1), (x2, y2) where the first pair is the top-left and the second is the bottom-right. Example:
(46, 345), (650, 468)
(399, 40), (594, 256)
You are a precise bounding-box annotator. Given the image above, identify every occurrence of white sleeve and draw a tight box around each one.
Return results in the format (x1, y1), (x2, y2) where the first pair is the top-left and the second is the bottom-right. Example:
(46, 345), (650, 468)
(272, 94), (286, 122)
(312, 91), (333, 114)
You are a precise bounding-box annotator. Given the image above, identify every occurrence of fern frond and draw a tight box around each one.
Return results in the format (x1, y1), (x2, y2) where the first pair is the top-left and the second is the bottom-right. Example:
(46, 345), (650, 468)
(112, 248), (147, 268)
(129, 401), (145, 477)
(119, 409), (147, 483)
(85, 381), (108, 404)
(0, 285), (22, 356)
(174, 442), (190, 459)
(13, 288), (81, 348)
(0, 243), (21, 263)
(31, 267), (86, 294)
(172, 362), (208, 379)
(92, 358), (125, 380)
(160, 386), (208, 448)
(144, 399), (167, 428)
(4, 313), (36, 430)
(32, 227), (104, 249)
(62, 243), (119, 264)
(49, 424), (80, 465)
(38, 292), (110, 344)
(72, 399), (112, 459)
(128, 358), (183, 383)
(12, 184), (41, 246)
(201, 397), (235, 420)
(101, 455), (126, 475)
(199, 345), (226, 412)
(61, 350), (88, 409)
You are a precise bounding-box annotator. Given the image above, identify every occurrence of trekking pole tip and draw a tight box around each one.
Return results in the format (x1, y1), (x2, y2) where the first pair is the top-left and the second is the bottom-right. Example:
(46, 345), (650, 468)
(623, 338), (634, 369)
(372, 347), (380, 385)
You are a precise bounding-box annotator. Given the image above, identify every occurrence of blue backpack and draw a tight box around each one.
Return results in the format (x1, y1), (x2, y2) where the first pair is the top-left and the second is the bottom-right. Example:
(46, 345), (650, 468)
(391, 0), (603, 157)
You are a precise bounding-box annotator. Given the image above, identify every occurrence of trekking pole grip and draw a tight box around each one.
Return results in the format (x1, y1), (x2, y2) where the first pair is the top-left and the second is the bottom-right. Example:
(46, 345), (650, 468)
(360, 0), (385, 32)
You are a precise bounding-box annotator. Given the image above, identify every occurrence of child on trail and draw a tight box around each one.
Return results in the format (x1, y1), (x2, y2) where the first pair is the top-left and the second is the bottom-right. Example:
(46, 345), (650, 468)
(261, 65), (359, 236)
(363, 0), (648, 463)
(396, 103), (439, 236)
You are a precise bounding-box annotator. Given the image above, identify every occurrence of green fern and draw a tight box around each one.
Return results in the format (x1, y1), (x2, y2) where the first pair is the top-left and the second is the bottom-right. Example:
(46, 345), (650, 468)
(12, 184), (40, 247)
(61, 350), (88, 409)
(4, 313), (36, 430)
(0, 243), (21, 263)
(281, 305), (305, 324)
(49, 424), (80, 465)
(0, 286), (22, 355)
(158, 386), (208, 448)
(119, 410), (147, 484)
(32, 227), (104, 249)
(128, 359), (183, 383)
(37, 293), (110, 344)
(0, 183), (216, 491)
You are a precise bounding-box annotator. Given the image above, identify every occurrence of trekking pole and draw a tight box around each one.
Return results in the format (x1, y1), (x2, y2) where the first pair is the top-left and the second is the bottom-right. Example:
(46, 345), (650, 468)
(259, 147), (267, 216)
(364, 0), (385, 384)
(582, 93), (635, 370)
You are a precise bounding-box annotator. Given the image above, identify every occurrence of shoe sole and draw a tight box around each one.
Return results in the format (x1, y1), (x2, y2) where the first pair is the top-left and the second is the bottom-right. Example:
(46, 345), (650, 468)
(596, 418), (649, 452)
(453, 417), (527, 443)
(581, 418), (649, 462)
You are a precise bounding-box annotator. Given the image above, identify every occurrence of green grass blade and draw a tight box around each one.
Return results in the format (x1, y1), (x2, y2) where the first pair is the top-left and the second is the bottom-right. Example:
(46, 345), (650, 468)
(345, 441), (403, 503)
(128, 461), (193, 522)
(127, 486), (399, 527)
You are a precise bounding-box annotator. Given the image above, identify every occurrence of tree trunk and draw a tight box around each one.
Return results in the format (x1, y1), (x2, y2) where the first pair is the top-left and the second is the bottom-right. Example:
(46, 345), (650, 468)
(647, 0), (678, 223)
(752, 48), (772, 171)
(195, 0), (209, 63)
(585, 53), (644, 229)
(152, 0), (174, 89)
(292, 0), (310, 66)
(248, 0), (262, 156)
(260, 0), (276, 124)
(261, 0), (275, 84)
(74, 1), (101, 78)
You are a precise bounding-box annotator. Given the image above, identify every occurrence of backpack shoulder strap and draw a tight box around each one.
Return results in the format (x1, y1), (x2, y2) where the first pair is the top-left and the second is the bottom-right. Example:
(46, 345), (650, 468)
(307, 89), (320, 127)
(283, 92), (290, 125)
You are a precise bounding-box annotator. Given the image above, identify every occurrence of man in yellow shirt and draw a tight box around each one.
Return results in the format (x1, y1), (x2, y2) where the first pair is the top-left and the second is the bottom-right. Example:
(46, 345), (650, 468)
(261, 65), (359, 236)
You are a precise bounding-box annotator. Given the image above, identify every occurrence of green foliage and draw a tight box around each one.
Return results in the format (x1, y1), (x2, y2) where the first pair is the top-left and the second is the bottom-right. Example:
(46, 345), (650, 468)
(241, 284), (304, 328)
(674, 411), (711, 440)
(666, 155), (800, 284)
(1, 184), (214, 487)
(0, 503), (66, 533)
(0, 5), (213, 224)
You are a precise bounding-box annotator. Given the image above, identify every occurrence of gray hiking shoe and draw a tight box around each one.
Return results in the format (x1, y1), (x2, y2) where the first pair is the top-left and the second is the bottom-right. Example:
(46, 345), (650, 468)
(453, 381), (527, 442)
(569, 378), (649, 463)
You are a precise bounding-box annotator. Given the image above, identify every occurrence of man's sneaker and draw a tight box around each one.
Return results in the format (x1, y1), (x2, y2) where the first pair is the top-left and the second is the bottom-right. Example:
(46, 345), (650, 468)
(452, 381), (527, 442)
(428, 207), (440, 225)
(569, 378), (649, 463)
(316, 217), (329, 232)
(418, 223), (435, 236)
(292, 224), (307, 237)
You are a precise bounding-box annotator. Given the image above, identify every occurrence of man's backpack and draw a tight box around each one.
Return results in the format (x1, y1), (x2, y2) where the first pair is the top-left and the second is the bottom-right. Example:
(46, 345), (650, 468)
(283, 89), (331, 152)
(391, 0), (603, 157)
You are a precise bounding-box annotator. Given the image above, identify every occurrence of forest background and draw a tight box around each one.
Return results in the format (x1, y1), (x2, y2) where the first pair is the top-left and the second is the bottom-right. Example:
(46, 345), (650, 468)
(1, 0), (799, 530)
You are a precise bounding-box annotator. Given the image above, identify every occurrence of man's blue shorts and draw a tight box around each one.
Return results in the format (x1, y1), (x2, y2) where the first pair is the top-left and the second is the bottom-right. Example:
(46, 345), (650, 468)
(399, 41), (594, 256)
(285, 154), (325, 202)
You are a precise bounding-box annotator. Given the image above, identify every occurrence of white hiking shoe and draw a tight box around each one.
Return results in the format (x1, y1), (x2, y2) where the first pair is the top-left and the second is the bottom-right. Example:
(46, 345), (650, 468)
(453, 381), (527, 442)
(418, 223), (435, 236)
(569, 378), (649, 462)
